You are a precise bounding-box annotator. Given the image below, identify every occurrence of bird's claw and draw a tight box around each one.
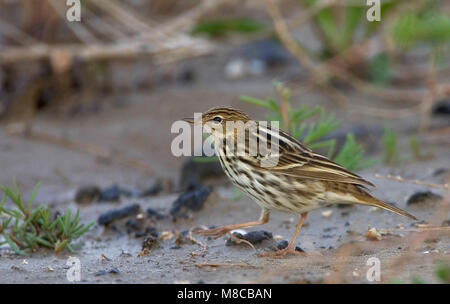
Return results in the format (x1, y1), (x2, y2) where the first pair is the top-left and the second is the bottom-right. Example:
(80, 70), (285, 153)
(259, 247), (304, 258)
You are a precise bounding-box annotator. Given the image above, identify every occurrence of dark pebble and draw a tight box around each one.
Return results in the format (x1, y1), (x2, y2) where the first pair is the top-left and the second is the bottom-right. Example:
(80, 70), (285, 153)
(406, 191), (443, 205)
(179, 158), (224, 190)
(99, 184), (122, 201)
(295, 246), (304, 253)
(97, 204), (141, 226)
(322, 234), (335, 239)
(323, 227), (337, 232)
(226, 230), (273, 246)
(170, 184), (212, 218)
(95, 270), (107, 276)
(125, 217), (143, 231)
(276, 240), (289, 250)
(139, 183), (162, 197)
(432, 99), (450, 116)
(75, 186), (100, 204)
(147, 208), (168, 220)
(135, 227), (159, 238)
(142, 235), (159, 251)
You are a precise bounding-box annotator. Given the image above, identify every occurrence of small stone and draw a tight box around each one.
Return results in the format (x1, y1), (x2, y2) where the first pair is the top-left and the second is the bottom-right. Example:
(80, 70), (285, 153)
(170, 184), (212, 218)
(321, 210), (333, 218)
(99, 254), (111, 263)
(95, 270), (107, 276)
(295, 246), (304, 253)
(99, 184), (122, 201)
(146, 208), (167, 220)
(406, 191), (443, 205)
(226, 230), (273, 246)
(97, 204), (141, 226)
(142, 235), (159, 251)
(366, 227), (382, 241)
(75, 185), (100, 204)
(276, 240), (289, 250)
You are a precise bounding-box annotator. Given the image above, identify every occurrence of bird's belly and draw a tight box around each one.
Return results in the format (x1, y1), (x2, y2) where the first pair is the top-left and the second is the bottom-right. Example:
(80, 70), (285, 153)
(218, 156), (326, 213)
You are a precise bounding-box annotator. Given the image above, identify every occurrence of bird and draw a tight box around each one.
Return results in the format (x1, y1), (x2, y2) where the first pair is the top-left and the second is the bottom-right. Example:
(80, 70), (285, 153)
(184, 106), (416, 256)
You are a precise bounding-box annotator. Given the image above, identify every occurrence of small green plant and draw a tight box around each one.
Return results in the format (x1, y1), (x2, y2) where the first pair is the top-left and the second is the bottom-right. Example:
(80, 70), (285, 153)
(409, 135), (433, 160)
(241, 81), (376, 171)
(435, 262), (450, 283)
(190, 18), (265, 37)
(390, 263), (450, 284)
(382, 127), (433, 165)
(0, 180), (93, 255)
(382, 125), (401, 165)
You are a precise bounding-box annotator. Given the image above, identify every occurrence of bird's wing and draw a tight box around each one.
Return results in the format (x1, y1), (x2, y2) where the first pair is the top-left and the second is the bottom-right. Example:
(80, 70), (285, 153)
(253, 126), (374, 188)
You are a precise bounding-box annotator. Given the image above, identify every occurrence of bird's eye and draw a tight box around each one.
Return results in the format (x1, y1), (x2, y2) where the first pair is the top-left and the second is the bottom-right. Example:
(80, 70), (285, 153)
(213, 116), (222, 123)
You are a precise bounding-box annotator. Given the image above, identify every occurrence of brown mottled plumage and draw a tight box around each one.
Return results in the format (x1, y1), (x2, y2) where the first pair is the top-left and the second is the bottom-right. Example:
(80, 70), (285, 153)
(185, 107), (416, 256)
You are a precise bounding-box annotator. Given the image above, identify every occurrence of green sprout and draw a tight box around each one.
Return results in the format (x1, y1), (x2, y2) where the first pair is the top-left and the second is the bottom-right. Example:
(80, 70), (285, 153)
(0, 179), (94, 255)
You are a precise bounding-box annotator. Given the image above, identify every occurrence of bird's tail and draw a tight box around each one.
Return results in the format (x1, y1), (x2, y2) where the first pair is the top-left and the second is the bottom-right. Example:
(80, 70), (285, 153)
(354, 192), (417, 220)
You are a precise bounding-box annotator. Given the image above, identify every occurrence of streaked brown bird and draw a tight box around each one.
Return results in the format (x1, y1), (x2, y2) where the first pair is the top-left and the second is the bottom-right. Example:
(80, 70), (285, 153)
(184, 107), (416, 256)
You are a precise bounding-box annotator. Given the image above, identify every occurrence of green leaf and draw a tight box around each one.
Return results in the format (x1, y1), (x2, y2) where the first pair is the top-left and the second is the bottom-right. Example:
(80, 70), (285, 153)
(240, 96), (275, 110)
(54, 239), (69, 253)
(27, 182), (40, 213)
(2, 233), (26, 256)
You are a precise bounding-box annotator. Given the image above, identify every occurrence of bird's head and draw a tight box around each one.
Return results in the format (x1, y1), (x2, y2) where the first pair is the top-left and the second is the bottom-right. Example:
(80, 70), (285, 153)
(184, 107), (252, 139)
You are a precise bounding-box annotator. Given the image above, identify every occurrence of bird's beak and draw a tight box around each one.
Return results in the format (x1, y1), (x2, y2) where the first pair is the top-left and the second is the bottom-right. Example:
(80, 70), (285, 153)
(183, 118), (195, 124)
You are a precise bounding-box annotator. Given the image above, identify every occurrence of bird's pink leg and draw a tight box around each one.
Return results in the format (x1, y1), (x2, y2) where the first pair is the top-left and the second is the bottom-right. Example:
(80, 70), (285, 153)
(196, 209), (269, 238)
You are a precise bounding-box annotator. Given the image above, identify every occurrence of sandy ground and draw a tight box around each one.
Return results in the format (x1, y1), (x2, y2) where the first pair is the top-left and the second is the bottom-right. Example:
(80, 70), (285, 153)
(0, 44), (449, 283)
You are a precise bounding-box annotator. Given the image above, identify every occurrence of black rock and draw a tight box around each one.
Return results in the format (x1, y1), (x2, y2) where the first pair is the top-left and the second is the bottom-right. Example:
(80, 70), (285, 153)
(95, 270), (107, 276)
(98, 184), (138, 201)
(179, 157), (224, 190)
(147, 208), (168, 220)
(295, 246), (304, 253)
(97, 204), (141, 226)
(139, 183), (162, 197)
(99, 184), (122, 201)
(135, 227), (159, 238)
(125, 217), (143, 231)
(226, 230), (273, 246)
(276, 240), (289, 250)
(75, 186), (100, 204)
(142, 235), (159, 251)
(406, 191), (443, 205)
(95, 268), (119, 276)
(432, 99), (450, 116)
(170, 184), (212, 218)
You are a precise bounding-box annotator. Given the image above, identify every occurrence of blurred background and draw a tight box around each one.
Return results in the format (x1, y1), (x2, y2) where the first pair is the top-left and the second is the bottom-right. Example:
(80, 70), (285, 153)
(0, 0), (449, 284)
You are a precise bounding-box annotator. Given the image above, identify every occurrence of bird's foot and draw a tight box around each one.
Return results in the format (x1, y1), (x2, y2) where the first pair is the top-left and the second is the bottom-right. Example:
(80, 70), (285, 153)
(259, 247), (304, 258)
(195, 226), (231, 238)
